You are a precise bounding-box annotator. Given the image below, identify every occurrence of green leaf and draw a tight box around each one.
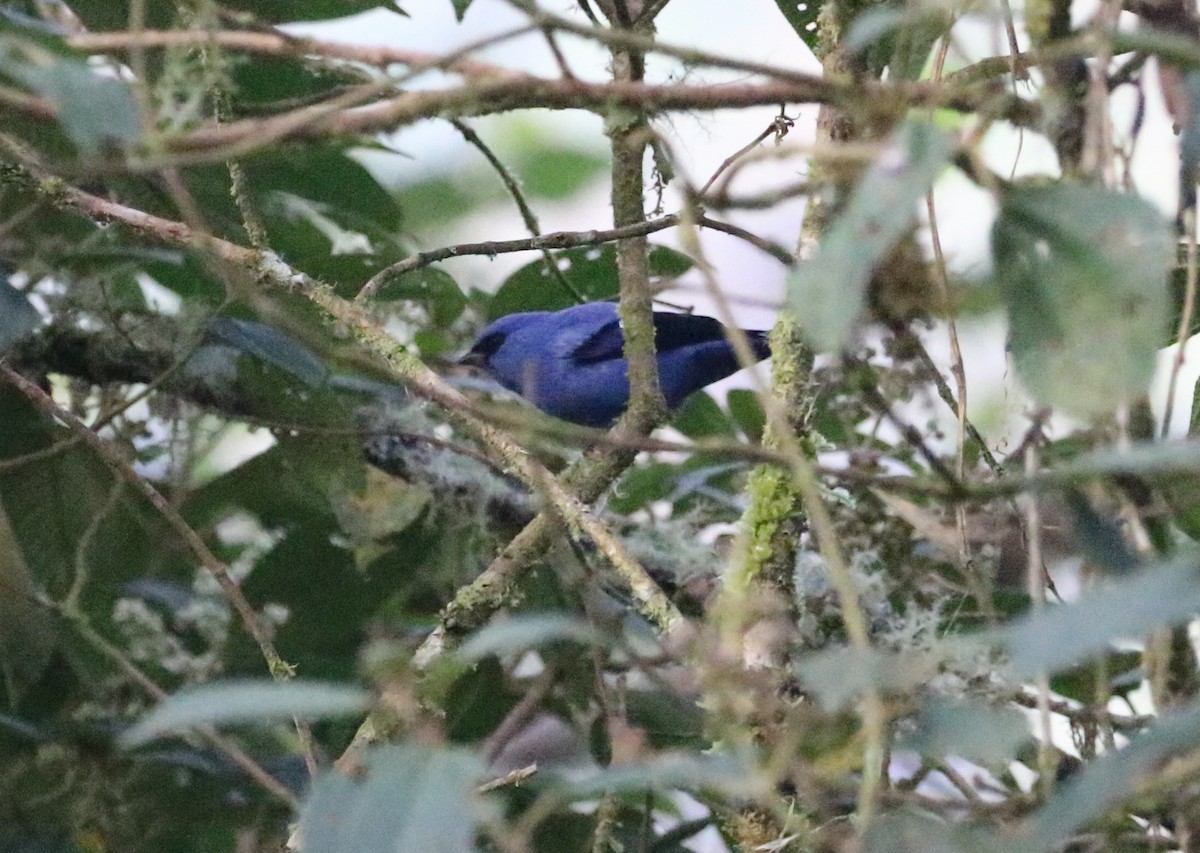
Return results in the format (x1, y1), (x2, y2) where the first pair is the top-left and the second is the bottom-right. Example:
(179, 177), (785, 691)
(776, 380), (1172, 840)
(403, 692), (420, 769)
(788, 121), (953, 351)
(39, 1), (174, 32)
(487, 244), (693, 320)
(301, 744), (484, 853)
(774, 0), (822, 49)
(204, 317), (330, 388)
(801, 557), (1200, 707)
(1050, 650), (1142, 703)
(247, 146), (404, 234)
(185, 433), (430, 679)
(374, 267), (467, 327)
(0, 35), (139, 154)
(395, 176), (478, 230)
(231, 54), (359, 112)
(845, 6), (953, 80)
(671, 391), (737, 440)
(120, 680), (369, 748)
(0, 389), (189, 638)
(900, 698), (1030, 765)
(648, 244), (695, 277)
(451, 0), (476, 21)
(865, 813), (994, 853)
(1163, 471), (1200, 541)
(328, 466), (429, 552)
(457, 614), (597, 663)
(1031, 703), (1200, 846)
(0, 502), (58, 703)
(992, 183), (1172, 416)
(625, 689), (708, 749)
(726, 389), (767, 443)
(998, 556), (1200, 679)
(511, 142), (607, 201)
(555, 753), (750, 800)
(609, 461), (675, 514)
(443, 657), (519, 742)
(220, 0), (385, 23)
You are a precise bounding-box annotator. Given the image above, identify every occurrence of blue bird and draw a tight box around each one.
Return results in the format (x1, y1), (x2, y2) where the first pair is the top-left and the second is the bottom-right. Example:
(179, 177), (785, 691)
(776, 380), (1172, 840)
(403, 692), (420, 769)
(459, 302), (771, 427)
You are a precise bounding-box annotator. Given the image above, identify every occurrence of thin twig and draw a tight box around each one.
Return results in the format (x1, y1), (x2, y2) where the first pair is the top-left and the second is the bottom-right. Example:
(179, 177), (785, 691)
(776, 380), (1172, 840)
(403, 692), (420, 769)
(0, 363), (319, 770)
(1022, 439), (1056, 799)
(676, 208), (886, 825)
(901, 329), (1005, 477)
(926, 37), (985, 612)
(44, 602), (299, 808)
(849, 356), (966, 494)
(696, 214), (794, 266)
(478, 764), (538, 793)
(1010, 690), (1152, 731)
(0, 435), (83, 472)
(70, 27), (531, 80)
(448, 119), (583, 305)
(64, 477), (124, 612)
(482, 667), (559, 766)
(704, 179), (814, 210)
(357, 215), (682, 300)
(1162, 209), (1197, 438)
(358, 211), (791, 300)
(698, 118), (787, 198)
(997, 0), (1028, 83)
(4, 159), (681, 636)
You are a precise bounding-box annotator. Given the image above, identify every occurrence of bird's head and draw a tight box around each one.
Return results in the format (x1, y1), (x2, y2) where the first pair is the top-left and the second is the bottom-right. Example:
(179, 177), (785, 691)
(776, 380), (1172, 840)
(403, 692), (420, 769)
(457, 311), (548, 372)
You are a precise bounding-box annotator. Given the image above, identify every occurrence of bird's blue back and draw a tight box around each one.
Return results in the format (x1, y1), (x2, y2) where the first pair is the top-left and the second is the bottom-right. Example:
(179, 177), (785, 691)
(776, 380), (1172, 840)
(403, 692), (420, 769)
(472, 302), (768, 427)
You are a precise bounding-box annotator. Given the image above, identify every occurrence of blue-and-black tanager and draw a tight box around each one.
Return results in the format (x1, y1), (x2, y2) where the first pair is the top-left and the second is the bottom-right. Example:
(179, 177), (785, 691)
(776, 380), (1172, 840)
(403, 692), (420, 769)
(459, 301), (771, 427)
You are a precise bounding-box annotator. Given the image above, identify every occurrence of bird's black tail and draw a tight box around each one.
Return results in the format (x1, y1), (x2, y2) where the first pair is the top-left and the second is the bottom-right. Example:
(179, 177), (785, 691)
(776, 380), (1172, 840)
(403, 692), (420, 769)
(746, 330), (771, 361)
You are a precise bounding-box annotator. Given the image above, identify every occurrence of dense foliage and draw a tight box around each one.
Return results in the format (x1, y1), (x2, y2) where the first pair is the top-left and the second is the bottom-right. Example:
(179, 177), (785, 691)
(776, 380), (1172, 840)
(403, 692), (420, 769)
(2, 0), (1200, 851)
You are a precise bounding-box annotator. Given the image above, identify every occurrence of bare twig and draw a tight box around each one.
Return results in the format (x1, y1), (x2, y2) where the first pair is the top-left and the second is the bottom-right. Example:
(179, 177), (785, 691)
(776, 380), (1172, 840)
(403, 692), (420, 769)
(357, 215), (682, 300)
(0, 363), (321, 779)
(358, 210), (791, 301)
(70, 28), (530, 80)
(698, 115), (793, 198)
(45, 602), (299, 808)
(427, 119), (580, 304)
(1162, 209), (1197, 438)
(1022, 440), (1056, 798)
(676, 206), (886, 824)
(4, 159), (680, 635)
(478, 764), (538, 793)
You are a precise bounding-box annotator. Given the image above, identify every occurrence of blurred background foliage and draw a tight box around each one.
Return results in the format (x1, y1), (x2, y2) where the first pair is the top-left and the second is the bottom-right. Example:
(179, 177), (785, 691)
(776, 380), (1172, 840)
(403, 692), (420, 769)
(1, 0), (1200, 852)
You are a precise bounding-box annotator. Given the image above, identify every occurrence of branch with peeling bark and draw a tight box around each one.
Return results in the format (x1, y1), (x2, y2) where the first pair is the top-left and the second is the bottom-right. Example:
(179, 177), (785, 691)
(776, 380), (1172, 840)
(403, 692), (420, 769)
(0, 22), (1042, 173)
(0, 156), (681, 626)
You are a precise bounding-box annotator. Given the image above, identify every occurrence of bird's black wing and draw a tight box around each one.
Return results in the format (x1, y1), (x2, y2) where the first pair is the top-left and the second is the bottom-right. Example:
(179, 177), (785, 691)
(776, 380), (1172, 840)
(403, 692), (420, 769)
(572, 312), (752, 366)
(651, 312), (736, 352)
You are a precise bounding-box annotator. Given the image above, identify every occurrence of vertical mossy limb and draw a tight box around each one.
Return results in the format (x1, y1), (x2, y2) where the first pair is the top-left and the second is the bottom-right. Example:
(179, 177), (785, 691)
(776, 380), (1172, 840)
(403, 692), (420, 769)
(733, 315), (816, 598)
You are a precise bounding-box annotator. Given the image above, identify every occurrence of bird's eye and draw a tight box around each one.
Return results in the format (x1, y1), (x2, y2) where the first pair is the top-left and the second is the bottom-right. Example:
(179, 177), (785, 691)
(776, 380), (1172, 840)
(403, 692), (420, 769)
(472, 332), (505, 359)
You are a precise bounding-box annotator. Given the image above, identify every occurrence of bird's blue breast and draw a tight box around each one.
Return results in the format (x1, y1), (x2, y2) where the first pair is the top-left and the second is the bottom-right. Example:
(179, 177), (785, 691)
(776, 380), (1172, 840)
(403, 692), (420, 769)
(481, 305), (622, 426)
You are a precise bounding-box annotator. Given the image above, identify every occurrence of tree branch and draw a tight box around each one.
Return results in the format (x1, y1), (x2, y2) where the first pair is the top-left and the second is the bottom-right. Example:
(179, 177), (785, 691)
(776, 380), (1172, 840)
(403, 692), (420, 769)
(357, 215), (681, 300)
(0, 158), (682, 634)
(0, 362), (322, 774)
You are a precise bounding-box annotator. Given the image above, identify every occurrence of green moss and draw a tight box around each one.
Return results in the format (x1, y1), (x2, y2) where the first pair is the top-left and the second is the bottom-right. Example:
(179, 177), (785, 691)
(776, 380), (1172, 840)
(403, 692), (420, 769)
(734, 465), (798, 591)
(732, 311), (816, 595)
(37, 176), (69, 204)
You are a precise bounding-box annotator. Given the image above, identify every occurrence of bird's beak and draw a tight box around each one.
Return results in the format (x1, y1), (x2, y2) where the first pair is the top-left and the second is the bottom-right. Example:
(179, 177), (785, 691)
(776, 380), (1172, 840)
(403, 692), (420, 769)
(456, 350), (487, 369)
